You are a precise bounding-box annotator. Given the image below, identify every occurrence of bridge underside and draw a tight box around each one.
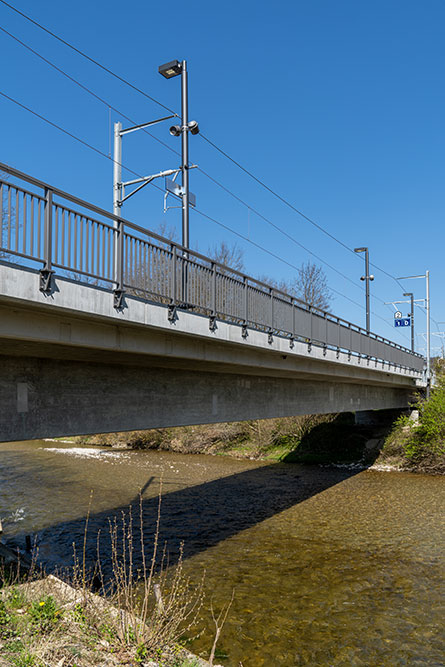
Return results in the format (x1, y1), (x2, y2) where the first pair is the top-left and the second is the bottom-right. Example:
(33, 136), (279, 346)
(0, 264), (420, 442)
(1, 352), (413, 443)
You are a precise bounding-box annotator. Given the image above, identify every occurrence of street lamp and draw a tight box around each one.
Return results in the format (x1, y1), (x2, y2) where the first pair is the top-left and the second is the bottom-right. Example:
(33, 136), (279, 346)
(398, 271), (430, 394)
(403, 292), (415, 353)
(354, 247), (374, 333)
(159, 59), (199, 251)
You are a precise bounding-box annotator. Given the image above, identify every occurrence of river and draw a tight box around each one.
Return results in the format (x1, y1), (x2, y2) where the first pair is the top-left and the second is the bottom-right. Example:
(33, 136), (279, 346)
(0, 440), (443, 666)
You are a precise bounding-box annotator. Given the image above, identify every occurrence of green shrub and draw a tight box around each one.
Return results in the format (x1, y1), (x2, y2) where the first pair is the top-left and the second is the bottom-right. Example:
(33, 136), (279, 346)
(416, 377), (445, 455)
(383, 379), (445, 469)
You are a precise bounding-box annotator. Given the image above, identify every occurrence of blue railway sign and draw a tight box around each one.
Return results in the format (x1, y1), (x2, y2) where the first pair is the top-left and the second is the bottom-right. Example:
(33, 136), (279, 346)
(395, 318), (411, 327)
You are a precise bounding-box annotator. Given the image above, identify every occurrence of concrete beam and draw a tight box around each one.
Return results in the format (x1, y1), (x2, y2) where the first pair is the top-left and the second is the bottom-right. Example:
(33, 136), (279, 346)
(0, 263), (422, 388)
(0, 354), (414, 443)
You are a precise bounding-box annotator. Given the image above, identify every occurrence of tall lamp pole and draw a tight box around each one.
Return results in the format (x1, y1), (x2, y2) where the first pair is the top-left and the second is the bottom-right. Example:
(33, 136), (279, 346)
(398, 271), (430, 394)
(354, 247), (374, 333)
(158, 60), (199, 251)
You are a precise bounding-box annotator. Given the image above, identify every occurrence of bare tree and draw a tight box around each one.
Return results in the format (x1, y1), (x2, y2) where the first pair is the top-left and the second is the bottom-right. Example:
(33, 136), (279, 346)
(153, 221), (179, 246)
(207, 241), (245, 275)
(291, 261), (332, 311)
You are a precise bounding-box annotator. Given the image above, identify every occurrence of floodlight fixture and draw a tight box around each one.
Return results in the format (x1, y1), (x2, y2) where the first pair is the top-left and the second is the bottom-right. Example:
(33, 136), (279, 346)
(158, 60), (182, 79)
(169, 125), (182, 136)
(188, 120), (200, 135)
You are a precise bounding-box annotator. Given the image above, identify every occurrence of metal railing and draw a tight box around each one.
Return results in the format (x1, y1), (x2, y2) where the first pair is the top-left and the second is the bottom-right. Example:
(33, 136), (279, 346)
(0, 161), (425, 374)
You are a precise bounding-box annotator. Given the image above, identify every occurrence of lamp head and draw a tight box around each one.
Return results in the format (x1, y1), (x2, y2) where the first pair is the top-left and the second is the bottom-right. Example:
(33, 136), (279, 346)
(370, 275), (374, 281)
(169, 125), (181, 137)
(188, 120), (200, 135)
(354, 247), (367, 253)
(158, 60), (182, 79)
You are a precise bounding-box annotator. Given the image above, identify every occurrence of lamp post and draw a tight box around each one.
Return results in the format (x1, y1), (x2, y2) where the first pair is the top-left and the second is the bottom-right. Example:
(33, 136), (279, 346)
(403, 292), (415, 352)
(398, 271), (430, 394)
(354, 247), (374, 333)
(159, 60), (199, 251)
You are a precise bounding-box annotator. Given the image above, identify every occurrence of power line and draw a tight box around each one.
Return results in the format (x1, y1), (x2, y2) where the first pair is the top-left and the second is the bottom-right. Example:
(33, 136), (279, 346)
(199, 134), (421, 299)
(0, 90), (134, 171)
(200, 132), (356, 253)
(196, 166), (366, 293)
(1, 87), (384, 321)
(1, 86), (415, 344)
(0, 0), (177, 116)
(0, 24), (181, 162)
(0, 3), (414, 319)
(0, 22), (378, 303)
(0, 0), (423, 310)
(192, 205), (367, 311)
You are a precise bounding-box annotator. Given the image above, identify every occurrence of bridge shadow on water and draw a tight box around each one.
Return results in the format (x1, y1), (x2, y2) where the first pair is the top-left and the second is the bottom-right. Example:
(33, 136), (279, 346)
(17, 459), (366, 579)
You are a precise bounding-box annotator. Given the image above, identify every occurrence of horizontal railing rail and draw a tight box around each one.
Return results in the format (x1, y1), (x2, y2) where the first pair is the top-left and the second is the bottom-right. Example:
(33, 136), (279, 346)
(0, 161), (425, 374)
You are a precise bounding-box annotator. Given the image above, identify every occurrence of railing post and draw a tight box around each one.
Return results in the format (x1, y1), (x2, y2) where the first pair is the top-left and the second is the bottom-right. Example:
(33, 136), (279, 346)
(168, 244), (178, 323)
(336, 317), (340, 358)
(289, 297), (295, 349)
(307, 304), (312, 352)
(268, 288), (274, 344)
(242, 276), (248, 338)
(39, 187), (54, 293)
(113, 218), (125, 309)
(209, 261), (217, 331)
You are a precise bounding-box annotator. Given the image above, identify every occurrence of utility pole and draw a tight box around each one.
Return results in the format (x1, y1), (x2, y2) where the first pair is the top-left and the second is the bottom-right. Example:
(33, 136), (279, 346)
(354, 247), (374, 333)
(403, 292), (415, 352)
(113, 122), (122, 220)
(398, 271), (431, 395)
(181, 60), (189, 251)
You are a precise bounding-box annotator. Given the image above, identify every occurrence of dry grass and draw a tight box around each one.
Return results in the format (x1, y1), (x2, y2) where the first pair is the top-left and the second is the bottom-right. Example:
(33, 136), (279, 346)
(73, 414), (337, 461)
(0, 489), (209, 667)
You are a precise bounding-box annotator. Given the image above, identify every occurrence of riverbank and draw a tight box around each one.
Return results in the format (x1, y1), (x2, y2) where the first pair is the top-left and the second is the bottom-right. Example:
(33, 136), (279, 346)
(0, 571), (210, 667)
(0, 537), (218, 667)
(70, 409), (444, 474)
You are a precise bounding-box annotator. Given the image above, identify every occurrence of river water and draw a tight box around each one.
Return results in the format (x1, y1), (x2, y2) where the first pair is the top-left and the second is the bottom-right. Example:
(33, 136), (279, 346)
(0, 440), (443, 666)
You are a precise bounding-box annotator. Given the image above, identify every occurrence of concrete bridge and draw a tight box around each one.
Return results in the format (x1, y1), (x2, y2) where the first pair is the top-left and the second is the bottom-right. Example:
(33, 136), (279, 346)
(0, 163), (424, 443)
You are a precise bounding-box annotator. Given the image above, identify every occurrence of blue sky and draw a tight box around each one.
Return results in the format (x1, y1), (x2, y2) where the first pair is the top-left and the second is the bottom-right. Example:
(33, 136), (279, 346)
(1, 0), (444, 352)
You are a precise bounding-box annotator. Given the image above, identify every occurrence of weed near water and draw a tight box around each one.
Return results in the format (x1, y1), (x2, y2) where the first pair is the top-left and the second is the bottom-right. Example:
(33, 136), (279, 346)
(0, 486), (216, 667)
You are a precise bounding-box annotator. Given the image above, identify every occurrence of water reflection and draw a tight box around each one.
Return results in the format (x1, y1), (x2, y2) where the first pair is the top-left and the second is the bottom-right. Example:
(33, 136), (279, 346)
(0, 441), (443, 666)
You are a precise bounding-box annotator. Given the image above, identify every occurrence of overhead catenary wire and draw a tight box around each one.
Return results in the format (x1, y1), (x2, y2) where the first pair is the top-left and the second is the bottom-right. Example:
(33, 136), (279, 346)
(0, 0), (424, 306)
(199, 134), (423, 298)
(0, 24), (181, 162)
(0, 22), (376, 301)
(0, 0), (178, 117)
(0, 1), (417, 309)
(0, 11), (424, 342)
(0, 87), (403, 332)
